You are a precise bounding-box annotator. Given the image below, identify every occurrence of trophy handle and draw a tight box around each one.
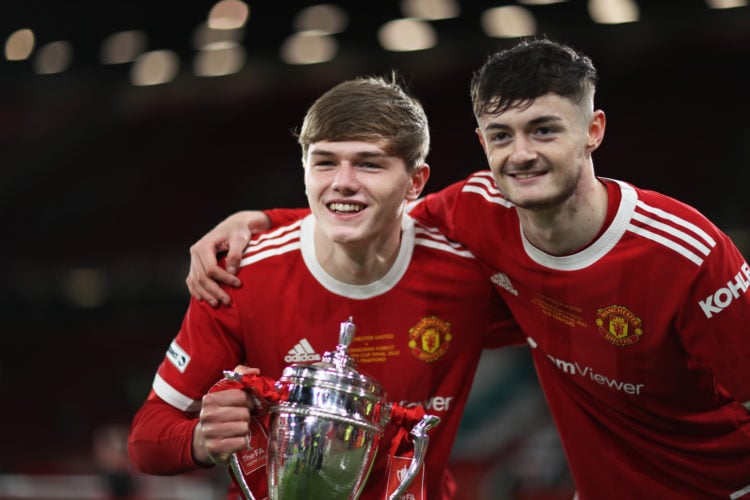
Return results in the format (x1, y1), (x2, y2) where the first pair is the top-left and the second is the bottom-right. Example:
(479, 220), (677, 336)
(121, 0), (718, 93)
(229, 452), (259, 500)
(387, 414), (441, 500)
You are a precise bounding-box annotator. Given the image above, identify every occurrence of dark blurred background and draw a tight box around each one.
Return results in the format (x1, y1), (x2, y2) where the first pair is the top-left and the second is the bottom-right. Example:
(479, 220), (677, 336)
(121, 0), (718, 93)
(1, 1), (749, 499)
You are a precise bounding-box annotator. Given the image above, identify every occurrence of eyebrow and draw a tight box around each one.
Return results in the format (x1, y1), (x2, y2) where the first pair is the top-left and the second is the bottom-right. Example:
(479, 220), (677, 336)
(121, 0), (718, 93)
(484, 115), (563, 130)
(309, 149), (389, 159)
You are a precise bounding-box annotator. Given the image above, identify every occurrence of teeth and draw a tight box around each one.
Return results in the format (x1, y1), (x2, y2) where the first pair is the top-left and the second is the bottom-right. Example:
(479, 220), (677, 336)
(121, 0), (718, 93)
(328, 203), (363, 213)
(514, 173), (538, 179)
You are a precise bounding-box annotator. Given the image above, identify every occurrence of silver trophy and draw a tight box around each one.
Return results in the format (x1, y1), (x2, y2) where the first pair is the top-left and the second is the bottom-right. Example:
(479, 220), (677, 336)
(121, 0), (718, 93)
(229, 317), (440, 500)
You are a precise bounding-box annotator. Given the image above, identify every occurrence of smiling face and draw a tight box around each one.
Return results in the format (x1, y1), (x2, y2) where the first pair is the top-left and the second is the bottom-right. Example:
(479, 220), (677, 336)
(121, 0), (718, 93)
(304, 140), (428, 250)
(476, 93), (605, 211)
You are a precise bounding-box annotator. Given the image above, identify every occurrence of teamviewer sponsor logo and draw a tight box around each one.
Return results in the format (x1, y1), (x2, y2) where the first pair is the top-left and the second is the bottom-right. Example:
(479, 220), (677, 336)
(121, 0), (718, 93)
(545, 352), (644, 395)
(284, 338), (321, 363)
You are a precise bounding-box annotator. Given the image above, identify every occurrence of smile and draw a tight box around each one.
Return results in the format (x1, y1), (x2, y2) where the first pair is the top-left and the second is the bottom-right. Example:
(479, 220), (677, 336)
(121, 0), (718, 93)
(327, 202), (364, 213)
(511, 172), (544, 180)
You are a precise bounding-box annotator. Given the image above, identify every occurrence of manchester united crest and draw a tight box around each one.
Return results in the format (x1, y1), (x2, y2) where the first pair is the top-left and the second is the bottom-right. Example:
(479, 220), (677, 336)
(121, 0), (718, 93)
(408, 316), (452, 362)
(595, 305), (643, 346)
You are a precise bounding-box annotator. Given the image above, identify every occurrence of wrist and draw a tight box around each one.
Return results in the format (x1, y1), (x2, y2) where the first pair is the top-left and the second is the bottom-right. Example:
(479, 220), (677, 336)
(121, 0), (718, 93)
(245, 210), (272, 232)
(191, 421), (215, 467)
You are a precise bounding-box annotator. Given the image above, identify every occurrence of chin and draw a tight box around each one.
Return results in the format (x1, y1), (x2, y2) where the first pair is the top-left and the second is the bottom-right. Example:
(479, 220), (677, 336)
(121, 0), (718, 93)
(327, 230), (364, 244)
(512, 192), (570, 210)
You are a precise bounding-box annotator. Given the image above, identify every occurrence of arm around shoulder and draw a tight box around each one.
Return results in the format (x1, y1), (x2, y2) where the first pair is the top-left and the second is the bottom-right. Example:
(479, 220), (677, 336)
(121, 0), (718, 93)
(186, 210), (272, 306)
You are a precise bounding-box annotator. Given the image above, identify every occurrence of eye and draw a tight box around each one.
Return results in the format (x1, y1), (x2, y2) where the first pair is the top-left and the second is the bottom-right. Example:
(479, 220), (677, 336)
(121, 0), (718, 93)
(489, 131), (510, 143)
(313, 159), (336, 168)
(358, 162), (382, 170)
(533, 125), (558, 138)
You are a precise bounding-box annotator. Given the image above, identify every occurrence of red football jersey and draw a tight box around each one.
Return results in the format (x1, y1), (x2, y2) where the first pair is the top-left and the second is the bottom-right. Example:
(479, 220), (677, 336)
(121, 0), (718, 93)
(128, 214), (524, 499)
(412, 171), (750, 499)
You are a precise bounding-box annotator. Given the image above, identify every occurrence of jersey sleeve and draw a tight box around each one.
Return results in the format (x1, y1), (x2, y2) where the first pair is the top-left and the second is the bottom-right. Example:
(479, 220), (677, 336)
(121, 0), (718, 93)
(409, 177), (470, 241)
(264, 208), (311, 228)
(128, 295), (245, 474)
(678, 233), (750, 402)
(127, 392), (208, 474)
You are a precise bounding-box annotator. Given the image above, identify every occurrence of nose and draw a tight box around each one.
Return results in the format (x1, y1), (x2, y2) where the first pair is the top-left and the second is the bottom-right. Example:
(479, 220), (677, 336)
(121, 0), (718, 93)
(331, 163), (359, 193)
(508, 135), (537, 165)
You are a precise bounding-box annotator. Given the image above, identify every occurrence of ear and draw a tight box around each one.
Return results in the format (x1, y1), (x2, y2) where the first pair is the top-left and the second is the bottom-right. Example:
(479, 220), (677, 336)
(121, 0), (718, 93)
(586, 110), (606, 154)
(475, 127), (488, 155)
(406, 164), (430, 200)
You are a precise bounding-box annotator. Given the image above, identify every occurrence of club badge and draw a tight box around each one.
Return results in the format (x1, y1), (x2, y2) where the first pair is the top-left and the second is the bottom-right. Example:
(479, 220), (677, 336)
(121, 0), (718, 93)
(408, 316), (451, 362)
(595, 305), (643, 346)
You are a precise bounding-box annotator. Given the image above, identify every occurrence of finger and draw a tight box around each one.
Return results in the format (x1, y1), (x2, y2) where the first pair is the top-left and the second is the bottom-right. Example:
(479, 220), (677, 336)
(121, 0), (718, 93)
(202, 391), (253, 419)
(206, 264), (241, 289)
(205, 435), (250, 464)
(187, 255), (222, 307)
(225, 232), (250, 276)
(195, 270), (235, 307)
(200, 413), (250, 433)
(193, 251), (234, 306)
(186, 267), (216, 307)
(232, 365), (261, 375)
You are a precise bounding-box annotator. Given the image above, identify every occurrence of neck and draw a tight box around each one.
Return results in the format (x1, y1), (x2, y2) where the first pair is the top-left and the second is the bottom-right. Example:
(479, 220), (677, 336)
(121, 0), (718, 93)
(518, 175), (609, 256)
(313, 223), (403, 285)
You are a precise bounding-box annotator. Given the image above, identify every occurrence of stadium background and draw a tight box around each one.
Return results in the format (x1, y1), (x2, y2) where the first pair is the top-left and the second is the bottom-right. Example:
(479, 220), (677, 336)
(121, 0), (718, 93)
(1, 1), (748, 498)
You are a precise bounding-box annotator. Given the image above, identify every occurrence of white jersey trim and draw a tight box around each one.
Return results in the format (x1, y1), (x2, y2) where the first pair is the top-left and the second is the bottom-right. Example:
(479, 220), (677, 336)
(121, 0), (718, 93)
(153, 373), (200, 412)
(730, 482), (750, 500)
(300, 214), (415, 299)
(635, 200), (716, 247)
(626, 198), (716, 266)
(518, 180), (715, 270)
(520, 180), (636, 271)
(239, 221), (302, 268)
(249, 219), (303, 246)
(626, 224), (704, 266)
(414, 225), (475, 258)
(631, 211), (712, 256)
(240, 241), (301, 267)
(462, 171), (514, 208)
(241, 213), (473, 298)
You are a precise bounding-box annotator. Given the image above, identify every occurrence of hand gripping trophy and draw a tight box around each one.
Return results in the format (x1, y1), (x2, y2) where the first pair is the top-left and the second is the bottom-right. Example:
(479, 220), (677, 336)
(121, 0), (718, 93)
(213, 318), (441, 500)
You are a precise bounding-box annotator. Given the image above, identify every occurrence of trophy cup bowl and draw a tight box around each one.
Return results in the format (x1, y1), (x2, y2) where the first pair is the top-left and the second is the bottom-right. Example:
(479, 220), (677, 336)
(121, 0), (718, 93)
(228, 317), (440, 500)
(267, 363), (389, 499)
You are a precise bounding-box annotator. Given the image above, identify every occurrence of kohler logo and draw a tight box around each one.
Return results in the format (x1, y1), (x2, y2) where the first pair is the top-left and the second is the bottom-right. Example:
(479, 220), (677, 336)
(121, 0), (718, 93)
(698, 262), (750, 318)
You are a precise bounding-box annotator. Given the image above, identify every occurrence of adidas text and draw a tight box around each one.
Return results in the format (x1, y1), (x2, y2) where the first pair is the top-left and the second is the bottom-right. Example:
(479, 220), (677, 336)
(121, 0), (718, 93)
(284, 338), (321, 363)
(285, 352), (322, 363)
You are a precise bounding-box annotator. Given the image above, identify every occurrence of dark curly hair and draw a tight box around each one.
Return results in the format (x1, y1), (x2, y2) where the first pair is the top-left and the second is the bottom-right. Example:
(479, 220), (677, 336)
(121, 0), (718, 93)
(470, 38), (598, 118)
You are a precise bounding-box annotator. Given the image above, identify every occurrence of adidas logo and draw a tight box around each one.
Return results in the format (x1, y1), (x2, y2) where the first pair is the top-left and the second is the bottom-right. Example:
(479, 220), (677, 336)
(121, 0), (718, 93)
(284, 338), (322, 363)
(491, 272), (518, 296)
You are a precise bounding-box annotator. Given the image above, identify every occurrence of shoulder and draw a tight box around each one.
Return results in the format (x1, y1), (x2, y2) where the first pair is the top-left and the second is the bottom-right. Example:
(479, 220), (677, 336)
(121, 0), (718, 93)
(458, 171), (514, 208)
(616, 180), (730, 266)
(239, 219), (303, 269)
(415, 170), (513, 210)
(623, 181), (723, 238)
(410, 216), (476, 260)
(407, 217), (497, 291)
